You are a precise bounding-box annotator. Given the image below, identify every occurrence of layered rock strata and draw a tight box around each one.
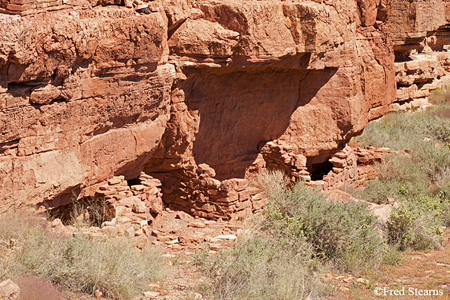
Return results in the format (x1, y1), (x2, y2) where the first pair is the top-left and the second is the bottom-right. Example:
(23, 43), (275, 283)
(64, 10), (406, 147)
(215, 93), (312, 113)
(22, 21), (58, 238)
(0, 6), (173, 210)
(387, 0), (450, 108)
(0, 0), (449, 219)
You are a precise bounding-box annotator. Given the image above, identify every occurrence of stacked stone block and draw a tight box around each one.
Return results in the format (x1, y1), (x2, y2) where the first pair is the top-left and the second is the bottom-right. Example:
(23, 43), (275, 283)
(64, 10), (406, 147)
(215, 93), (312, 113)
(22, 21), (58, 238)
(161, 164), (263, 221)
(393, 51), (450, 110)
(393, 25), (450, 111)
(260, 141), (310, 181)
(259, 141), (388, 192)
(318, 146), (388, 190)
(94, 172), (163, 236)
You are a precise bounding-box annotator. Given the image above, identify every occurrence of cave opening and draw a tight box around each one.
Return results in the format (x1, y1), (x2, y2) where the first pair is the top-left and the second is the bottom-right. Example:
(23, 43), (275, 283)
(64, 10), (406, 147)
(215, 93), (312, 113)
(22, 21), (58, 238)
(306, 159), (333, 181)
(127, 177), (142, 187)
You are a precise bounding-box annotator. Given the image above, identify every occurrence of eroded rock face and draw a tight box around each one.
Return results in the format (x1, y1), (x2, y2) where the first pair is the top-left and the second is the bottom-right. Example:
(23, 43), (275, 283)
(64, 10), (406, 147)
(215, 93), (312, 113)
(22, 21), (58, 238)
(0, 7), (173, 208)
(384, 0), (450, 108)
(145, 0), (396, 217)
(0, 0), (448, 218)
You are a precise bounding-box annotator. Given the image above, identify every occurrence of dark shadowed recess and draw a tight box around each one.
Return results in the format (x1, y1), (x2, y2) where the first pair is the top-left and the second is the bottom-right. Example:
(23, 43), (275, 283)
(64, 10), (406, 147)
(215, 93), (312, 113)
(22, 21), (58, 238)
(181, 66), (337, 180)
(307, 157), (333, 180)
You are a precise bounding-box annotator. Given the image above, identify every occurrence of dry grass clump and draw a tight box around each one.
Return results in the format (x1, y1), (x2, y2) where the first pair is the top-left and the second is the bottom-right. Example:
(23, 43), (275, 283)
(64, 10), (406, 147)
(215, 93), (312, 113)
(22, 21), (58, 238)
(194, 171), (387, 299)
(69, 196), (114, 228)
(428, 87), (450, 105)
(355, 97), (450, 251)
(0, 211), (165, 300)
(9, 229), (164, 299)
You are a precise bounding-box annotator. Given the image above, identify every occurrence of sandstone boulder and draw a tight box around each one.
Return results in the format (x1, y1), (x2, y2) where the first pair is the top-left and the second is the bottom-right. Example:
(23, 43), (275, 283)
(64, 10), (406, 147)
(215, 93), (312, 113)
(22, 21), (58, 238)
(0, 279), (20, 300)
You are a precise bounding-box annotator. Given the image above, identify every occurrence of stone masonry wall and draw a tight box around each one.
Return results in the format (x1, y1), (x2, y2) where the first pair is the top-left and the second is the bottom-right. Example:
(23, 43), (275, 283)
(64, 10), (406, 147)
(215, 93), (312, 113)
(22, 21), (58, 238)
(261, 141), (388, 192)
(317, 146), (388, 190)
(94, 172), (163, 227)
(1, 0), (450, 220)
(150, 165), (264, 221)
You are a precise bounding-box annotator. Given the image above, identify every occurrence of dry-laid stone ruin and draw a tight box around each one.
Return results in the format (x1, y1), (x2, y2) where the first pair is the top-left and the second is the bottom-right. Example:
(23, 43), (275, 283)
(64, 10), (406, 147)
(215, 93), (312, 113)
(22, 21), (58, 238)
(1, 0), (450, 228)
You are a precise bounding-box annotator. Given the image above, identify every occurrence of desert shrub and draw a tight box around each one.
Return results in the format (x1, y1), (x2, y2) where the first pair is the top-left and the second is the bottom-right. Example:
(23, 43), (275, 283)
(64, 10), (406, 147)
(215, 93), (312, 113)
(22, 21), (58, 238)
(356, 106), (450, 188)
(355, 102), (450, 252)
(356, 176), (447, 252)
(7, 229), (163, 299)
(0, 211), (46, 243)
(356, 179), (403, 204)
(197, 172), (388, 299)
(356, 112), (425, 151)
(387, 197), (444, 251)
(428, 87), (450, 105)
(382, 245), (403, 266)
(263, 177), (386, 272)
(194, 232), (330, 300)
(426, 116), (450, 143)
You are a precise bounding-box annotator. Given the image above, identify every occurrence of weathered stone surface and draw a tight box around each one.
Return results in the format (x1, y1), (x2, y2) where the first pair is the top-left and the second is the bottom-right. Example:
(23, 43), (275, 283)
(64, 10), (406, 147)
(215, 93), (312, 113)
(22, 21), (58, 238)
(0, 6), (173, 209)
(0, 279), (20, 300)
(394, 51), (450, 107)
(1, 0), (450, 219)
(386, 0), (447, 51)
(187, 220), (206, 228)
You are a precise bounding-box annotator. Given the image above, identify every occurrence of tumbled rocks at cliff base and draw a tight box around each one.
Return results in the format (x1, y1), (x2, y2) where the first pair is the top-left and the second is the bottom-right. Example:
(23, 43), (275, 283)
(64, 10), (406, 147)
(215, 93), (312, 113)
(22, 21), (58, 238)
(0, 0), (450, 222)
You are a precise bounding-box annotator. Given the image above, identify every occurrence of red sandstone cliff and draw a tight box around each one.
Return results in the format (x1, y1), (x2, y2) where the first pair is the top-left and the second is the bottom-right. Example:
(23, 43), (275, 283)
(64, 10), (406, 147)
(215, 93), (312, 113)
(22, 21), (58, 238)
(0, 0), (448, 218)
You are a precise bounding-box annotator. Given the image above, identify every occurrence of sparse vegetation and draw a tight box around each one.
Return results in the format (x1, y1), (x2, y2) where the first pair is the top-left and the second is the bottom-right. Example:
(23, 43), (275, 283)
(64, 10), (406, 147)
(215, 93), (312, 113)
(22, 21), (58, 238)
(355, 91), (450, 251)
(194, 170), (388, 299)
(69, 196), (114, 227)
(3, 90), (450, 300)
(195, 90), (450, 299)
(194, 232), (329, 300)
(0, 212), (164, 300)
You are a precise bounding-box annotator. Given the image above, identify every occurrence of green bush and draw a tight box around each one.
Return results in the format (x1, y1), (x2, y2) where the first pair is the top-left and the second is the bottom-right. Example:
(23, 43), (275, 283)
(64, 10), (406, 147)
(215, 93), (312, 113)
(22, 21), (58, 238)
(356, 108), (450, 189)
(263, 177), (386, 272)
(5, 229), (164, 299)
(356, 179), (403, 204)
(426, 116), (450, 143)
(194, 171), (388, 299)
(387, 199), (444, 251)
(382, 245), (402, 266)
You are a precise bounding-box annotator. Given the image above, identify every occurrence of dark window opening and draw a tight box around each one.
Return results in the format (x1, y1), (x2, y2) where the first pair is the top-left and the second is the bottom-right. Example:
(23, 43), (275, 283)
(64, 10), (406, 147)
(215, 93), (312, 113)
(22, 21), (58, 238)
(127, 177), (142, 187)
(306, 160), (333, 181)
